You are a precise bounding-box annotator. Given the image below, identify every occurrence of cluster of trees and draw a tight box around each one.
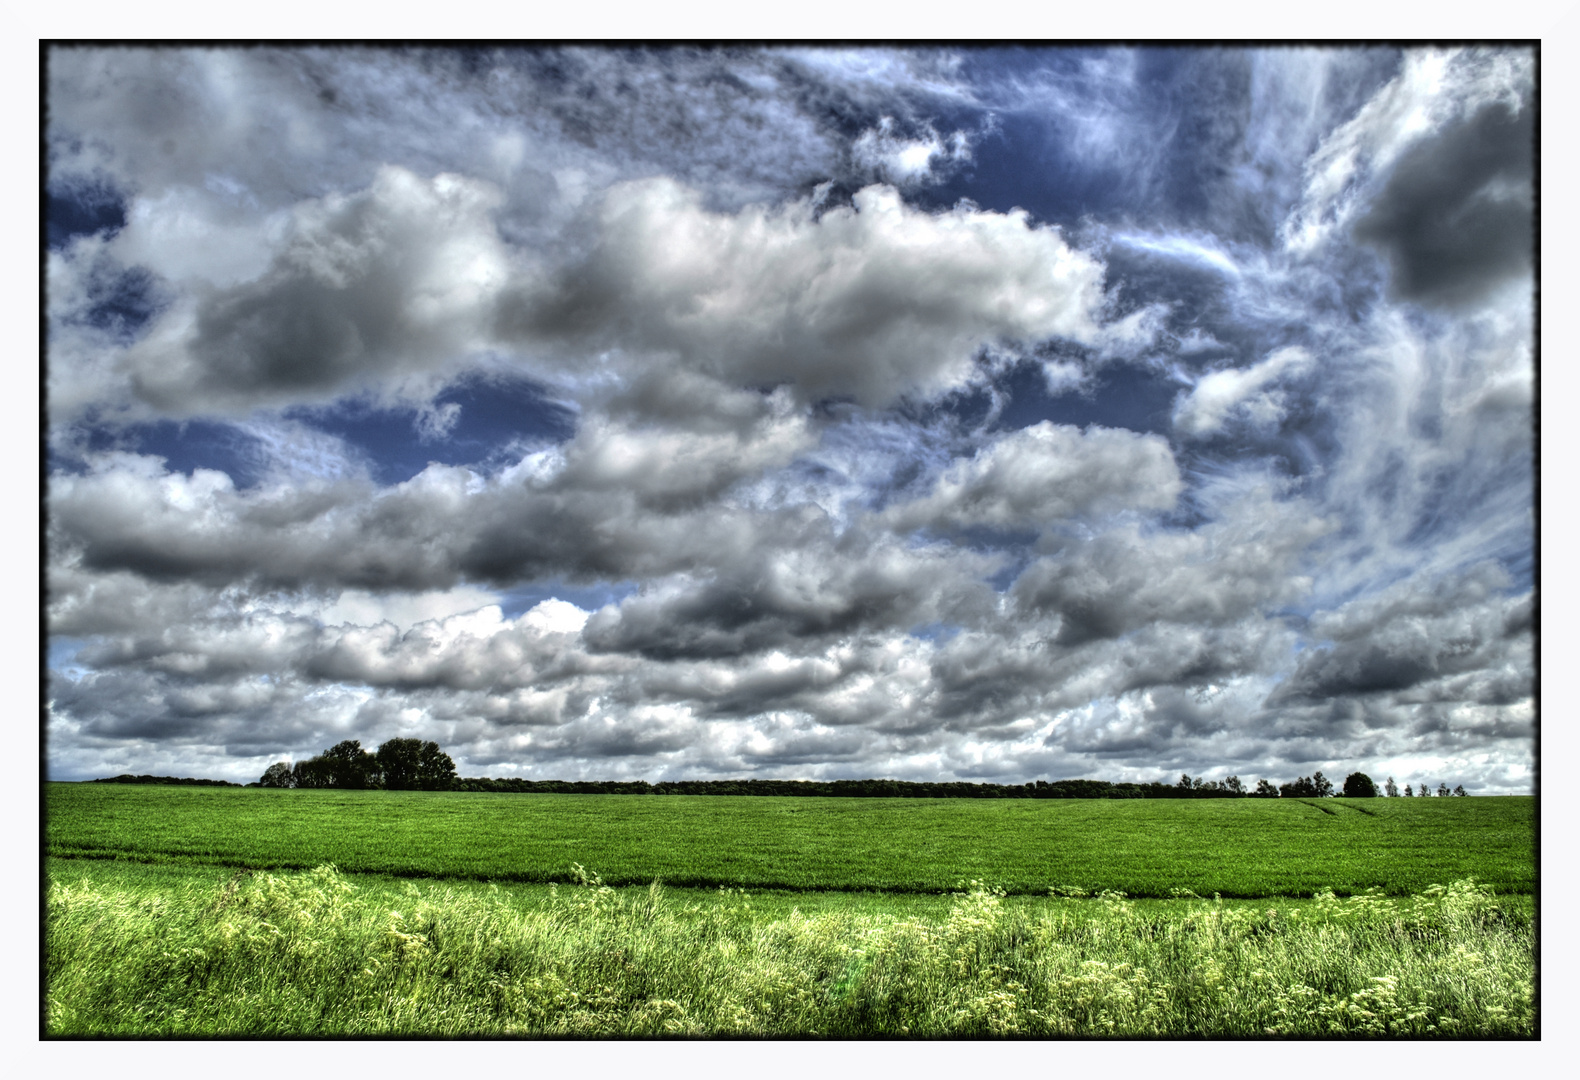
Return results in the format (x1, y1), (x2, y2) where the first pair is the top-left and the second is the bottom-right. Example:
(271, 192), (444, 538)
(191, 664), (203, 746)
(1281, 772), (1470, 798)
(91, 775), (242, 787)
(102, 755), (1475, 799)
(1174, 774), (1281, 797)
(1280, 772), (1337, 798)
(256, 739), (457, 791)
(449, 776), (1335, 799)
(1384, 777), (1468, 797)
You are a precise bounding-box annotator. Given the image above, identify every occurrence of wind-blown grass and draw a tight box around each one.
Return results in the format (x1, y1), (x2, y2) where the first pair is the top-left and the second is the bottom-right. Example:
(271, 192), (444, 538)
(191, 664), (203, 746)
(45, 784), (1536, 897)
(45, 863), (1533, 1037)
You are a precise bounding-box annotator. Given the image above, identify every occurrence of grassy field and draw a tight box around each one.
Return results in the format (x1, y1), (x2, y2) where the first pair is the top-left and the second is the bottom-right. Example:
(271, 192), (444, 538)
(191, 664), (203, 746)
(44, 785), (1537, 1036)
(46, 783), (1536, 897)
(45, 860), (1534, 1036)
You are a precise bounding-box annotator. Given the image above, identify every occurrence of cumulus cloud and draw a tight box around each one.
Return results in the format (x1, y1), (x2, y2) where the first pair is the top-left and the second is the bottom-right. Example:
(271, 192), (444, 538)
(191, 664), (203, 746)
(58, 171), (1112, 421)
(881, 421), (1180, 533)
(1172, 346), (1313, 438)
(45, 46), (1534, 791)
(1010, 485), (1332, 646)
(851, 116), (972, 187)
(503, 178), (1107, 407)
(582, 539), (999, 661)
(50, 446), (772, 593)
(1273, 561), (1531, 704)
(123, 167), (511, 412)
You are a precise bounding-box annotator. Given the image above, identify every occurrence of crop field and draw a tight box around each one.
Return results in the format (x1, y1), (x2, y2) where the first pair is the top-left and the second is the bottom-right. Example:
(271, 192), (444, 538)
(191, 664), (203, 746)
(43, 785), (1537, 1037)
(45, 784), (1535, 898)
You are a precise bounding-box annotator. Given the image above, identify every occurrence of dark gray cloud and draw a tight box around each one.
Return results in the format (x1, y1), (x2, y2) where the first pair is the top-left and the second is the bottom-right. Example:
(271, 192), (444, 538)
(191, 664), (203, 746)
(1010, 492), (1331, 646)
(582, 540), (997, 661)
(1271, 562), (1531, 704)
(1353, 98), (1533, 307)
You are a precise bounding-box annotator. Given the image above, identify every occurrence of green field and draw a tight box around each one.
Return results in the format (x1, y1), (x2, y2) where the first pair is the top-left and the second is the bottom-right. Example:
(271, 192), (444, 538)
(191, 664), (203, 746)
(44, 785), (1537, 1036)
(46, 860), (1534, 1037)
(46, 783), (1536, 897)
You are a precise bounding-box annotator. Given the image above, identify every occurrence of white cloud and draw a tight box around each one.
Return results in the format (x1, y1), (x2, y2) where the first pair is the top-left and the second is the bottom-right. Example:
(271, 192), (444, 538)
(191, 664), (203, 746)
(851, 116), (971, 187)
(56, 170), (1111, 422)
(316, 586), (499, 631)
(882, 421), (1181, 533)
(121, 166), (511, 414)
(1173, 346), (1312, 438)
(522, 598), (591, 635)
(505, 178), (1108, 408)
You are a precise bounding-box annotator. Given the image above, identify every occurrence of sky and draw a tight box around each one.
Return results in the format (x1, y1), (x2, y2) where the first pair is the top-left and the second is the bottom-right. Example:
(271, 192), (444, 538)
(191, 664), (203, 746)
(43, 45), (1536, 792)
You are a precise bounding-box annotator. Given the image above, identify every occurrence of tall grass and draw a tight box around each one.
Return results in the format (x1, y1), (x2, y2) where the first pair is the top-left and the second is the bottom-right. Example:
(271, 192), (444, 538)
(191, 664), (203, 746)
(45, 864), (1533, 1037)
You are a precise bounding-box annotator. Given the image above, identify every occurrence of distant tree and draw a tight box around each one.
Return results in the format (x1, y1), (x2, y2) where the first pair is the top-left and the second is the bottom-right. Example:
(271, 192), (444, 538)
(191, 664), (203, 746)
(373, 738), (456, 791)
(1437, 783), (1450, 797)
(1417, 781), (1431, 797)
(376, 738), (425, 790)
(1403, 784), (1412, 797)
(258, 762), (295, 788)
(1384, 776), (1399, 797)
(1254, 779), (1278, 797)
(1178, 773), (1194, 791)
(417, 741), (457, 790)
(1453, 785), (1467, 797)
(1222, 775), (1244, 794)
(1312, 771), (1334, 798)
(291, 757), (334, 789)
(1270, 776), (1320, 802)
(1342, 772), (1378, 798)
(323, 739), (379, 789)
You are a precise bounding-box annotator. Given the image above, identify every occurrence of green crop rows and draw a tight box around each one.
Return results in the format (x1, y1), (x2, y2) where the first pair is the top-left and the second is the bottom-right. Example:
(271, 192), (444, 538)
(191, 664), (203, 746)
(45, 784), (1535, 898)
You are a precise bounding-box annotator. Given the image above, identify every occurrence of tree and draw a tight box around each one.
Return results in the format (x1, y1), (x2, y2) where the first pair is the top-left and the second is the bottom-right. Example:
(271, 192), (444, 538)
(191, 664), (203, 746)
(375, 738), (456, 791)
(1417, 781), (1431, 797)
(1384, 776), (1399, 797)
(1453, 784), (1467, 797)
(323, 739), (378, 789)
(1279, 776), (1317, 798)
(1342, 772), (1378, 798)
(417, 741), (457, 790)
(1437, 783), (1450, 797)
(258, 762), (295, 788)
(1178, 773), (1194, 791)
(292, 757), (334, 789)
(1254, 779), (1278, 797)
(1312, 771), (1334, 797)
(1403, 784), (1412, 797)
(376, 738), (425, 790)
(1222, 775), (1244, 794)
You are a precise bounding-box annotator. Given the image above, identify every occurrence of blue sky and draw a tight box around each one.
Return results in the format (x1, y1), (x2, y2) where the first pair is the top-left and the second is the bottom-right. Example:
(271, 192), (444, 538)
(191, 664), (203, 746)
(44, 45), (1534, 790)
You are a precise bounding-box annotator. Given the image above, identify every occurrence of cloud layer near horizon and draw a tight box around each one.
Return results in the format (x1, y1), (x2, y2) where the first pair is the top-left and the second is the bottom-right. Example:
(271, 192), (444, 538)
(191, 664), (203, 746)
(47, 46), (1534, 792)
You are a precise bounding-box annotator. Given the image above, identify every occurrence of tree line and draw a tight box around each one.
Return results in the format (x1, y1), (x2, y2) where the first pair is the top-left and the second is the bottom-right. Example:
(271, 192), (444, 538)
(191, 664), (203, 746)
(443, 771), (1472, 799)
(91, 774), (242, 787)
(87, 750), (1470, 799)
(254, 739), (457, 791)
